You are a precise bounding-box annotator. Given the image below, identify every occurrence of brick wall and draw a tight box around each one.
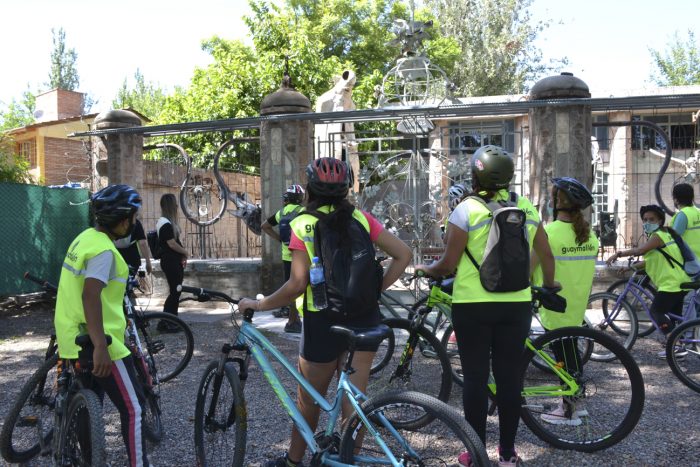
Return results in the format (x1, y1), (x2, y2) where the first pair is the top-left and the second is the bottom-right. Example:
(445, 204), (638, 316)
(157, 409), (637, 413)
(35, 89), (84, 122)
(43, 137), (91, 185)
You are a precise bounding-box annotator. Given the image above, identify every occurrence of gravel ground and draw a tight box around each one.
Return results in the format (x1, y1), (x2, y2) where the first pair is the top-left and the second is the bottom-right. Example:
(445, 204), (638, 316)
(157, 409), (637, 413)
(1, 299), (699, 467)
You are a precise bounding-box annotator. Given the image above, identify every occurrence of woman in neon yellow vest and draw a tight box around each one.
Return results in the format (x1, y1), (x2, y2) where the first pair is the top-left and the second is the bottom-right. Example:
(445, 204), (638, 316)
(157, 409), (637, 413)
(239, 158), (411, 467)
(415, 145), (558, 467)
(607, 204), (690, 359)
(532, 177), (598, 427)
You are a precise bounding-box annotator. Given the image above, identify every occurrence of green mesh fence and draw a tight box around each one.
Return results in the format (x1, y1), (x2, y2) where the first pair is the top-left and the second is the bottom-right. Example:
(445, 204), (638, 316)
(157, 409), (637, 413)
(1, 183), (90, 296)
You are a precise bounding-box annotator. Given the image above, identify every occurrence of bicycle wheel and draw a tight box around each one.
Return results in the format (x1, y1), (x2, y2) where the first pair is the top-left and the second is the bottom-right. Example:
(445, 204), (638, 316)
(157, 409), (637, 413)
(605, 279), (655, 338)
(585, 292), (638, 361)
(367, 318), (452, 429)
(194, 361), (247, 467)
(665, 318), (700, 393)
(137, 312), (194, 382)
(439, 324), (463, 387)
(0, 354), (58, 463)
(57, 389), (107, 466)
(519, 326), (645, 452)
(339, 390), (489, 466)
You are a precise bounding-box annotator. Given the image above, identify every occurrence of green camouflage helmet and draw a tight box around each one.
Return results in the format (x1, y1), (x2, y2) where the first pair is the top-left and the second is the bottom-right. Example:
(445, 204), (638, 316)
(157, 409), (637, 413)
(470, 145), (514, 190)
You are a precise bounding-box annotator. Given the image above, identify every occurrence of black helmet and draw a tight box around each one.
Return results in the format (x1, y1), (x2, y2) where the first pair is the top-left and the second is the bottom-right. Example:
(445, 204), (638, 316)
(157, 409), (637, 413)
(640, 204), (665, 225)
(282, 184), (305, 204)
(552, 177), (594, 209)
(470, 145), (514, 190)
(91, 184), (141, 226)
(306, 157), (353, 197)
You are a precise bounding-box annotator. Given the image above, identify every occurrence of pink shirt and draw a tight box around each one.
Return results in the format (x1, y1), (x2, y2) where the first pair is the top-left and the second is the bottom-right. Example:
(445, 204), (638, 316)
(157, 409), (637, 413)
(289, 210), (384, 252)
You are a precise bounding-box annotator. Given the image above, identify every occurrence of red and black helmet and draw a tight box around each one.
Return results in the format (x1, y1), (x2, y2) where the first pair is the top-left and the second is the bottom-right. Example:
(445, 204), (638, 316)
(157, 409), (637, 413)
(305, 157), (353, 197)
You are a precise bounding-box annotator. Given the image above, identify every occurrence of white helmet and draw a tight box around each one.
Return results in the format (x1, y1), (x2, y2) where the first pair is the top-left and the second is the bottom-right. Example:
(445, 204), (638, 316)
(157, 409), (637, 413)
(448, 183), (466, 209)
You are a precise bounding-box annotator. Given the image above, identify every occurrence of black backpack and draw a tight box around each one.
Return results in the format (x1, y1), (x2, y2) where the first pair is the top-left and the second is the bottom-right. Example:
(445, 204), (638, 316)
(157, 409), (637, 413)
(278, 205), (302, 246)
(146, 230), (162, 260)
(309, 210), (384, 323)
(464, 192), (530, 292)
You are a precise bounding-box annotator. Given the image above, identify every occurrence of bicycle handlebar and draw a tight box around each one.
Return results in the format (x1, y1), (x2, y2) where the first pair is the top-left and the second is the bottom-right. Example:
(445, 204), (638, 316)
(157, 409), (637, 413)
(178, 285), (255, 322)
(24, 272), (58, 293)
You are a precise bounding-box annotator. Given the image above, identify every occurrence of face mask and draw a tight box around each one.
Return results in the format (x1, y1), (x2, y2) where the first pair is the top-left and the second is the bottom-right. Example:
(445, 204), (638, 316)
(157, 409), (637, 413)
(643, 222), (660, 234)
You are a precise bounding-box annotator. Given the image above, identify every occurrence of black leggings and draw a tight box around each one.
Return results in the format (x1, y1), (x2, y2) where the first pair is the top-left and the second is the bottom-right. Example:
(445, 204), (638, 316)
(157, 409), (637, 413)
(452, 301), (531, 453)
(160, 255), (184, 316)
(650, 291), (685, 334)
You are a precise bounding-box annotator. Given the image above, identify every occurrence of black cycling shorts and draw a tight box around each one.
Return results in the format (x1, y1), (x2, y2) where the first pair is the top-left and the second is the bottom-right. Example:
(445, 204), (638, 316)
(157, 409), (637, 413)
(300, 308), (382, 363)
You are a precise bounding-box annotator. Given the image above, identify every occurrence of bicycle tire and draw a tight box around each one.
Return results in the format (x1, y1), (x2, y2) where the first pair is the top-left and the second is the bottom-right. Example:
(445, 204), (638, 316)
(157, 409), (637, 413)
(519, 326), (645, 452)
(605, 279), (656, 338)
(0, 353), (58, 463)
(339, 390), (489, 466)
(585, 292), (638, 361)
(137, 312), (194, 382)
(665, 318), (700, 393)
(367, 318), (452, 429)
(194, 361), (247, 467)
(57, 389), (107, 466)
(439, 324), (463, 387)
(142, 391), (163, 443)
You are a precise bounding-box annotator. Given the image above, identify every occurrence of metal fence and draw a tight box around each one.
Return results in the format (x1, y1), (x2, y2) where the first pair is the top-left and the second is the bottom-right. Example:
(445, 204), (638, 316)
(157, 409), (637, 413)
(1, 183), (90, 295)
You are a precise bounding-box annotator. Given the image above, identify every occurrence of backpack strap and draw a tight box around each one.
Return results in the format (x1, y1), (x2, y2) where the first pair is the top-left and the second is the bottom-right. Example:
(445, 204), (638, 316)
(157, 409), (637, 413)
(463, 196), (495, 270)
(656, 246), (683, 269)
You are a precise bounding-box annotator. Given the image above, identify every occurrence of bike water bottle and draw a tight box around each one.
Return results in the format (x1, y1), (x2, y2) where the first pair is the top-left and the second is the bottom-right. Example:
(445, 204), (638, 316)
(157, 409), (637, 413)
(309, 256), (328, 310)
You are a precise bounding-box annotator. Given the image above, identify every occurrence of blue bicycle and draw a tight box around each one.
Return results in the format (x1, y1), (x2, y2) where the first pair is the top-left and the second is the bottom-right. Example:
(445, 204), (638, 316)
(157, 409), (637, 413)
(180, 285), (488, 467)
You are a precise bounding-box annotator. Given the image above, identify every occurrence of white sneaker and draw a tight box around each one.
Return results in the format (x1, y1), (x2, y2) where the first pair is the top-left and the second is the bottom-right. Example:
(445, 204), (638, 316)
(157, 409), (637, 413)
(541, 403), (582, 426)
(657, 346), (688, 360)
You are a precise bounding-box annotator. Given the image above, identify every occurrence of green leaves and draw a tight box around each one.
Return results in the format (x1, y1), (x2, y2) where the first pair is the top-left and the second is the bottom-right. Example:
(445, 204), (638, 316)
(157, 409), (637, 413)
(47, 28), (79, 91)
(649, 30), (700, 86)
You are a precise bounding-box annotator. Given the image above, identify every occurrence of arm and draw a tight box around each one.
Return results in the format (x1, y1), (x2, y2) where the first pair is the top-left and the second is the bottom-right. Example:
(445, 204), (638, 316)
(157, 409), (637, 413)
(418, 224), (467, 277)
(82, 278), (111, 378)
(261, 220), (281, 242)
(166, 238), (189, 257)
(239, 248), (310, 311)
(673, 211), (688, 235)
(137, 239), (153, 274)
(374, 229), (412, 290)
(533, 224), (557, 288)
(607, 234), (664, 265)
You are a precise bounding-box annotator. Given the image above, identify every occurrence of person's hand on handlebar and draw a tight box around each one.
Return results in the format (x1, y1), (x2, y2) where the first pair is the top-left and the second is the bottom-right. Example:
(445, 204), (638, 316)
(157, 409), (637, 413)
(238, 296), (264, 313)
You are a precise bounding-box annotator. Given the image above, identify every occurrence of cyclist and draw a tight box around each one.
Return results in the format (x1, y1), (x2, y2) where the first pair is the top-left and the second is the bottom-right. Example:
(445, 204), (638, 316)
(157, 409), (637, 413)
(443, 183), (467, 244)
(261, 184), (305, 333)
(54, 184), (150, 467)
(532, 177), (598, 426)
(607, 204), (690, 358)
(239, 157), (411, 467)
(671, 183), (700, 259)
(415, 145), (558, 467)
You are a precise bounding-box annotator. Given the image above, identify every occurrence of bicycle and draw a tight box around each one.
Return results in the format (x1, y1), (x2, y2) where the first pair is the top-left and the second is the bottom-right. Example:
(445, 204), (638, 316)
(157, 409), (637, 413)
(605, 261), (657, 337)
(494, 286), (645, 452)
(179, 284), (489, 467)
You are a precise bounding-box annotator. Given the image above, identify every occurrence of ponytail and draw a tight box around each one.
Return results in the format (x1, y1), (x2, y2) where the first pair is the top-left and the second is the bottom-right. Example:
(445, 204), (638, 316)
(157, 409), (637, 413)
(571, 209), (591, 245)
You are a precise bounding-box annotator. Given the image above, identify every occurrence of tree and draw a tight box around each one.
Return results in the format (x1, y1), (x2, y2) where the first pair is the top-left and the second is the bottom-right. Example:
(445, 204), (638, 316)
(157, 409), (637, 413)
(113, 69), (167, 120)
(649, 30), (700, 86)
(47, 27), (79, 91)
(0, 133), (32, 183)
(0, 88), (36, 131)
(424, 0), (564, 96)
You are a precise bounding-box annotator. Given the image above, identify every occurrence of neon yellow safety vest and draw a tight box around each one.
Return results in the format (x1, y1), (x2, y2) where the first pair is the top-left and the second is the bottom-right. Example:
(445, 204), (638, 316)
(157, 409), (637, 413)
(275, 203), (303, 261)
(54, 228), (130, 360)
(290, 206), (371, 314)
(453, 190), (540, 303)
(535, 221), (599, 329)
(644, 230), (691, 292)
(671, 206), (700, 259)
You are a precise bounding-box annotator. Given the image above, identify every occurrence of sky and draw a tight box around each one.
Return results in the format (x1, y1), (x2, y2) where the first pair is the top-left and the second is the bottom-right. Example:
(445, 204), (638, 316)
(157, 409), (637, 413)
(0, 0), (698, 114)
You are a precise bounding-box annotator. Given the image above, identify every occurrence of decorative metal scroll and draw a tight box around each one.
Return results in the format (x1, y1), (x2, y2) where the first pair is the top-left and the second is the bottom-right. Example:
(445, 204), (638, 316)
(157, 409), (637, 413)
(227, 191), (262, 235)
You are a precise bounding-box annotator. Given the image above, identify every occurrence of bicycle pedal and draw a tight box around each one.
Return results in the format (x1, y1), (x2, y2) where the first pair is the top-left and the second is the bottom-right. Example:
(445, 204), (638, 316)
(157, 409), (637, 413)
(149, 341), (166, 354)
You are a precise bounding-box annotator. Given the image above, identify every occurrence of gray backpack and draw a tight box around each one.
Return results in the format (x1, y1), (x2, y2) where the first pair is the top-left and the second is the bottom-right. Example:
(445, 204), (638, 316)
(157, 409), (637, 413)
(464, 192), (530, 292)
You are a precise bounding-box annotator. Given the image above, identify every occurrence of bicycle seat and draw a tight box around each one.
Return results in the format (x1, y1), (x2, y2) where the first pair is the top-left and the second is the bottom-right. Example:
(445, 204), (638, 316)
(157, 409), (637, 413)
(330, 324), (391, 349)
(75, 334), (113, 348)
(681, 280), (700, 290)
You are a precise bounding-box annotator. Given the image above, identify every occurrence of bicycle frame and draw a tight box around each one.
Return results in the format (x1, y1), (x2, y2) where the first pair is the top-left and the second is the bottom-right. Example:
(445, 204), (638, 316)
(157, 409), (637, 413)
(226, 320), (418, 466)
(615, 271), (693, 328)
(520, 338), (581, 398)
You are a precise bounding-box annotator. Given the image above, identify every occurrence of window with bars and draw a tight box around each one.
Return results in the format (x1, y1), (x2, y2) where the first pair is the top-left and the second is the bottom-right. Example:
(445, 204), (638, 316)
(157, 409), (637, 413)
(18, 140), (37, 168)
(592, 168), (609, 223)
(631, 114), (697, 150)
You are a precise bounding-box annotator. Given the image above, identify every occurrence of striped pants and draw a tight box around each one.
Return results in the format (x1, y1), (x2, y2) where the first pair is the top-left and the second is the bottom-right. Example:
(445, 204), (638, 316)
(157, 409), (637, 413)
(94, 356), (149, 467)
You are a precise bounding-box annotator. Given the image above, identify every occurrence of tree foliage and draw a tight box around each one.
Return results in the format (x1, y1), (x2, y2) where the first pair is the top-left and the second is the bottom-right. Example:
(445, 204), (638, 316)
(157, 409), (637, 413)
(0, 133), (32, 184)
(424, 0), (563, 96)
(47, 27), (80, 91)
(0, 88), (36, 131)
(649, 30), (700, 86)
(112, 69), (167, 120)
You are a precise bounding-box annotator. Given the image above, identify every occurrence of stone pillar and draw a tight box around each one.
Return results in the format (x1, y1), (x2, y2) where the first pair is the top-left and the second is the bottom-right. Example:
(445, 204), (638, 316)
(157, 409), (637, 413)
(92, 110), (144, 191)
(259, 75), (314, 294)
(528, 73), (592, 221)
